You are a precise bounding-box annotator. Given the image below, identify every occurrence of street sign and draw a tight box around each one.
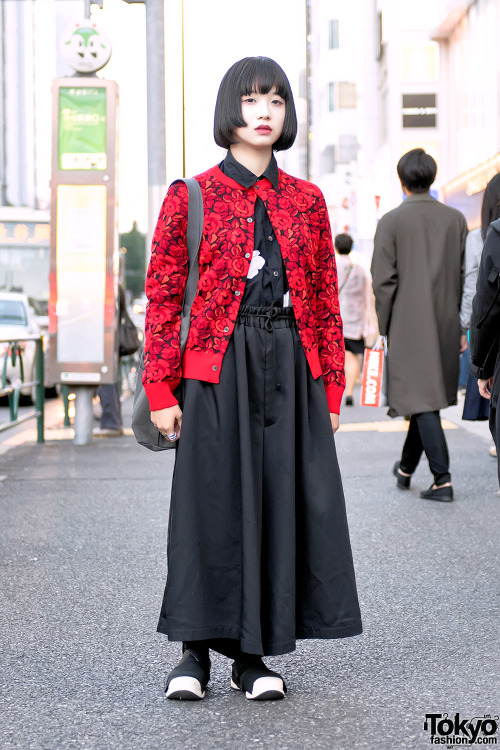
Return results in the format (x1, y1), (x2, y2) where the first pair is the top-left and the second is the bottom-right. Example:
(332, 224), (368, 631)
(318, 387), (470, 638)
(60, 20), (111, 75)
(48, 78), (119, 386)
(58, 86), (107, 170)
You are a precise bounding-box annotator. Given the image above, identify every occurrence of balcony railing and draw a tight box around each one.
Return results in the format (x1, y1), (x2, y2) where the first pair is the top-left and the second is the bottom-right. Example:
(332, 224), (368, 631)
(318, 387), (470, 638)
(0, 335), (45, 443)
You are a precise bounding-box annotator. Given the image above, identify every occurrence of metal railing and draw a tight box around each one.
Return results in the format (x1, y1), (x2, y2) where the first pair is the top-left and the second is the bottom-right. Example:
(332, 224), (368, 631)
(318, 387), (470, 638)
(0, 335), (45, 443)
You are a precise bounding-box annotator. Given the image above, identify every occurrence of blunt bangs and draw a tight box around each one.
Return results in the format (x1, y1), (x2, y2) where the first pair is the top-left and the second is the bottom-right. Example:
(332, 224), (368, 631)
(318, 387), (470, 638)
(214, 57), (297, 151)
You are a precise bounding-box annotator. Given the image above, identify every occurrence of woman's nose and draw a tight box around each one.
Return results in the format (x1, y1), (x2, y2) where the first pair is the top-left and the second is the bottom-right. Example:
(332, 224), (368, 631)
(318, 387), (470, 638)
(258, 103), (271, 119)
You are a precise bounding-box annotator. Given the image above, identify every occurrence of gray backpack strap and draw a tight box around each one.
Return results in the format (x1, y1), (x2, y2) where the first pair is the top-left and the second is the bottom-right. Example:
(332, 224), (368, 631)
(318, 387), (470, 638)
(178, 177), (203, 354)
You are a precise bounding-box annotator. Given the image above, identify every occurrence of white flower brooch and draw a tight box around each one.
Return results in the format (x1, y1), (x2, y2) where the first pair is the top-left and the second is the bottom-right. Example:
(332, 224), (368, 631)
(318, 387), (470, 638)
(247, 249), (266, 279)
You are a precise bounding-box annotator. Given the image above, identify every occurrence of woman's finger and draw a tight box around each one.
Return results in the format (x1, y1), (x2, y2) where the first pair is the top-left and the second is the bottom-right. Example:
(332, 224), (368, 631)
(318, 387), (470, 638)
(478, 380), (491, 399)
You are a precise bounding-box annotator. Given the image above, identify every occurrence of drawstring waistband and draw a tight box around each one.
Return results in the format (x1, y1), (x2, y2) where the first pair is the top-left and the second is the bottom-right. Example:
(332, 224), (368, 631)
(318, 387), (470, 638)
(237, 304), (295, 390)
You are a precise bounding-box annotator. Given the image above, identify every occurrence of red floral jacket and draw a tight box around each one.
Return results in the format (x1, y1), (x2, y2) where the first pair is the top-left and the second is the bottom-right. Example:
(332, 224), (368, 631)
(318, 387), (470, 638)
(144, 164), (345, 413)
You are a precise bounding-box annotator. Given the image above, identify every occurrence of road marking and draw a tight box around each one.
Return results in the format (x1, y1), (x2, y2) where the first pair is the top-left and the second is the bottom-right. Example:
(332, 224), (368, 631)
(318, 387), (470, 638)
(339, 419), (457, 433)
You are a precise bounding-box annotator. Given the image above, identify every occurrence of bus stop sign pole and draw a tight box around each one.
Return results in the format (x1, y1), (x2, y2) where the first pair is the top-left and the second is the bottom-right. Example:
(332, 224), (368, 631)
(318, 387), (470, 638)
(48, 17), (118, 445)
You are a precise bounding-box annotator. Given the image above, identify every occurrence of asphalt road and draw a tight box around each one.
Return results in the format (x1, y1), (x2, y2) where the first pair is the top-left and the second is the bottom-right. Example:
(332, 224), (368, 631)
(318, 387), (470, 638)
(1, 393), (499, 750)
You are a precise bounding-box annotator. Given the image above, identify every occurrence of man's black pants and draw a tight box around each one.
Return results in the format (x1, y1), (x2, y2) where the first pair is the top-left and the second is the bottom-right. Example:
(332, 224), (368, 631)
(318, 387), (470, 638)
(400, 411), (451, 485)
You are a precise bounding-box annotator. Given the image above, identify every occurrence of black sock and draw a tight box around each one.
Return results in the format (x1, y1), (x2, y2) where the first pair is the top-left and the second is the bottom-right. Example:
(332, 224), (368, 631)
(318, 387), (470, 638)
(183, 640), (210, 664)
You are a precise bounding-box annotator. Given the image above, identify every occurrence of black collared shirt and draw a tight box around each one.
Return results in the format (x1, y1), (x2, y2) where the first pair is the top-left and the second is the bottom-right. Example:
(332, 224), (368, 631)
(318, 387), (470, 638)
(219, 150), (289, 307)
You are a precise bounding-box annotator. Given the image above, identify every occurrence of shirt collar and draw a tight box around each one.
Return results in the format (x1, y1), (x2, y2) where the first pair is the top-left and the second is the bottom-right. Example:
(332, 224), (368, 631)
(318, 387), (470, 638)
(220, 149), (279, 190)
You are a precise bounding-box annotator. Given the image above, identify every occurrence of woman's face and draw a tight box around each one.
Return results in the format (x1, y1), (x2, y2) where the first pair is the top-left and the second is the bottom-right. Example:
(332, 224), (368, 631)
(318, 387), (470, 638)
(233, 88), (286, 150)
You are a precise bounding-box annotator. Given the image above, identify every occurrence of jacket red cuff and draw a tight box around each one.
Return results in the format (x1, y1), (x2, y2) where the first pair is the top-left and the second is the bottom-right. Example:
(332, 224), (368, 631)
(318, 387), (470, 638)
(325, 382), (344, 414)
(143, 379), (181, 410)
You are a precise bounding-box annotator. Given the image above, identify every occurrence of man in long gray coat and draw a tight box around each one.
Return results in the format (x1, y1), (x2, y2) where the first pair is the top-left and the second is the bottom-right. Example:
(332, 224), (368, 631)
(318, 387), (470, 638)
(371, 148), (468, 502)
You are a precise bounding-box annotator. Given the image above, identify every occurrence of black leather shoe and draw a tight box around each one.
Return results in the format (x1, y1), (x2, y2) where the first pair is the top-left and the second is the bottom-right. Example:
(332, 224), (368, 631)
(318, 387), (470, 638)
(420, 485), (454, 502)
(393, 461), (411, 490)
(165, 649), (211, 700)
(231, 657), (286, 701)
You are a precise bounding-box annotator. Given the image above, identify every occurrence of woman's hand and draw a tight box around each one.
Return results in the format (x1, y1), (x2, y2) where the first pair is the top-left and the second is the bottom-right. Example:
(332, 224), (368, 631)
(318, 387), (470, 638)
(150, 405), (183, 441)
(330, 413), (340, 434)
(478, 378), (492, 400)
(460, 334), (468, 354)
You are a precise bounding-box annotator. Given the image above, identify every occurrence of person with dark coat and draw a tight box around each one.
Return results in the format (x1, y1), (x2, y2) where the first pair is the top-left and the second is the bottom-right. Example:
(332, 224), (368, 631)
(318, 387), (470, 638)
(469, 217), (500, 489)
(143, 57), (362, 702)
(94, 285), (128, 437)
(460, 175), (500, 429)
(371, 148), (468, 502)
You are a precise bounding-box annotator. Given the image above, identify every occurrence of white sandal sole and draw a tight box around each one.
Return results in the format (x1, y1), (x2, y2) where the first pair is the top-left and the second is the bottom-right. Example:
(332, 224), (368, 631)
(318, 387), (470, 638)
(231, 676), (285, 700)
(165, 676), (205, 700)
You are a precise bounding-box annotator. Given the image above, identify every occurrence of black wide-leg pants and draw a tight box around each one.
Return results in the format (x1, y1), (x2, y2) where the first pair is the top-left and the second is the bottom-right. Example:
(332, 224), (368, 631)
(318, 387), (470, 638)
(489, 402), (500, 488)
(157, 305), (362, 656)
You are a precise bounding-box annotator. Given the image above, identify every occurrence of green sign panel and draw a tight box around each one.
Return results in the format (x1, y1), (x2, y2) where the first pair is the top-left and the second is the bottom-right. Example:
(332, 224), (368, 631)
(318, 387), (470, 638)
(58, 87), (107, 170)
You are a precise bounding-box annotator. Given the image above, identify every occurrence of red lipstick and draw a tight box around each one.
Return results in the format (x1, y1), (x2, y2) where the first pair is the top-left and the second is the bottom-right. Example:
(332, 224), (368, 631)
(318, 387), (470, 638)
(255, 125), (272, 133)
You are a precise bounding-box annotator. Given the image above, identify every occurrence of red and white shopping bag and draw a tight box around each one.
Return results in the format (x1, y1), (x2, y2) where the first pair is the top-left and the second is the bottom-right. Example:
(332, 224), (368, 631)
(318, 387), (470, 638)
(360, 336), (387, 407)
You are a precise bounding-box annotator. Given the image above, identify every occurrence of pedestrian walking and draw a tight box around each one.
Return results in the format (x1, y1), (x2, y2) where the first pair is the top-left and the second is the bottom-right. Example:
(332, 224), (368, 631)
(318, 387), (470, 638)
(460, 176), (500, 426)
(94, 286), (134, 438)
(371, 148), (468, 502)
(470, 215), (500, 490)
(334, 232), (375, 406)
(143, 56), (362, 702)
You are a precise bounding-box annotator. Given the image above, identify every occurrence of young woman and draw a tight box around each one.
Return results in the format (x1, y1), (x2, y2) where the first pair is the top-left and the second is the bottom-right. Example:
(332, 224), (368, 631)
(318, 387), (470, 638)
(144, 57), (362, 702)
(334, 233), (375, 407)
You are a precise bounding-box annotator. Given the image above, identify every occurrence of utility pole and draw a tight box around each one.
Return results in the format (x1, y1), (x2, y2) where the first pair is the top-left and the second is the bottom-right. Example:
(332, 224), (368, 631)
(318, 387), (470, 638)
(0, 0), (7, 205)
(122, 0), (166, 260)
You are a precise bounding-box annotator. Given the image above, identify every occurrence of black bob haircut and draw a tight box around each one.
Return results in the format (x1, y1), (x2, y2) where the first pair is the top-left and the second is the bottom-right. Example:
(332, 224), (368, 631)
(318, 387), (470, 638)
(334, 233), (354, 254)
(397, 148), (437, 193)
(214, 57), (297, 151)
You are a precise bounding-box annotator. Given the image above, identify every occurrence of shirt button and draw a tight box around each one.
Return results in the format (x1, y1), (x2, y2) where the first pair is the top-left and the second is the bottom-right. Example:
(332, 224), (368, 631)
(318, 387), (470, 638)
(212, 365), (218, 372)
(268, 235), (273, 241)
(245, 252), (251, 259)
(224, 326), (229, 333)
(247, 217), (253, 223)
(273, 271), (279, 277)
(255, 185), (259, 190)
(235, 290), (241, 296)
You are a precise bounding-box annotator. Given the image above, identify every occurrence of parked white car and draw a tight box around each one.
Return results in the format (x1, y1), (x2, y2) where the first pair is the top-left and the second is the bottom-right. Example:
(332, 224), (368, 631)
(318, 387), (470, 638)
(0, 292), (41, 403)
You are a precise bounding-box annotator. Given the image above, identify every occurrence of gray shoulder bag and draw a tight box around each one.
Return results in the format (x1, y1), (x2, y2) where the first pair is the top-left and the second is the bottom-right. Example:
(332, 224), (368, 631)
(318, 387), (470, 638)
(131, 177), (203, 451)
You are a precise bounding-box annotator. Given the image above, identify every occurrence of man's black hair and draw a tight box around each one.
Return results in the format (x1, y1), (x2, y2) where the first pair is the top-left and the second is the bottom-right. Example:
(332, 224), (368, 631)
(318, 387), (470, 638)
(214, 56), (297, 151)
(397, 148), (437, 193)
(334, 233), (354, 254)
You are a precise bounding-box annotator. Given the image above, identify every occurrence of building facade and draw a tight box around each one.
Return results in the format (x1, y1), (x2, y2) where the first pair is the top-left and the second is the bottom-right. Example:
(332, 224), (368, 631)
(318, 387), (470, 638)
(0, 0), (83, 211)
(435, 0), (500, 227)
(307, 0), (364, 247)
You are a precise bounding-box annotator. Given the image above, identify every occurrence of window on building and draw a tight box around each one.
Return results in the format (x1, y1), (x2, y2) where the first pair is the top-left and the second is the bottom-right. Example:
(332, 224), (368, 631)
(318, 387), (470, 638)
(376, 12), (384, 60)
(328, 20), (339, 49)
(338, 135), (358, 164)
(320, 145), (336, 175)
(380, 89), (388, 146)
(339, 82), (357, 109)
(328, 83), (335, 112)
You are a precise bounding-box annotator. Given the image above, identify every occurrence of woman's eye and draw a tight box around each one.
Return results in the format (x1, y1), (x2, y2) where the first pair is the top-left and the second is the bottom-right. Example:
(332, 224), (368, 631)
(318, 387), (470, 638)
(272, 99), (284, 105)
(243, 98), (255, 104)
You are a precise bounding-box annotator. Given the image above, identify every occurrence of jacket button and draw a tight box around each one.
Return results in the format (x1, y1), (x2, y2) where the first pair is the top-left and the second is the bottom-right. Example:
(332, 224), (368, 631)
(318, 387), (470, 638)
(224, 326), (229, 333)
(245, 253), (251, 259)
(273, 271), (279, 277)
(235, 290), (241, 296)
(212, 365), (218, 371)
(247, 217), (253, 223)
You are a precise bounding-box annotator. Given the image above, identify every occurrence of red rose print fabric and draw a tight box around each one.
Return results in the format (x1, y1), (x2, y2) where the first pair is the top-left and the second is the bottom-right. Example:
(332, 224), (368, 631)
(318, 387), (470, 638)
(144, 166), (345, 412)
